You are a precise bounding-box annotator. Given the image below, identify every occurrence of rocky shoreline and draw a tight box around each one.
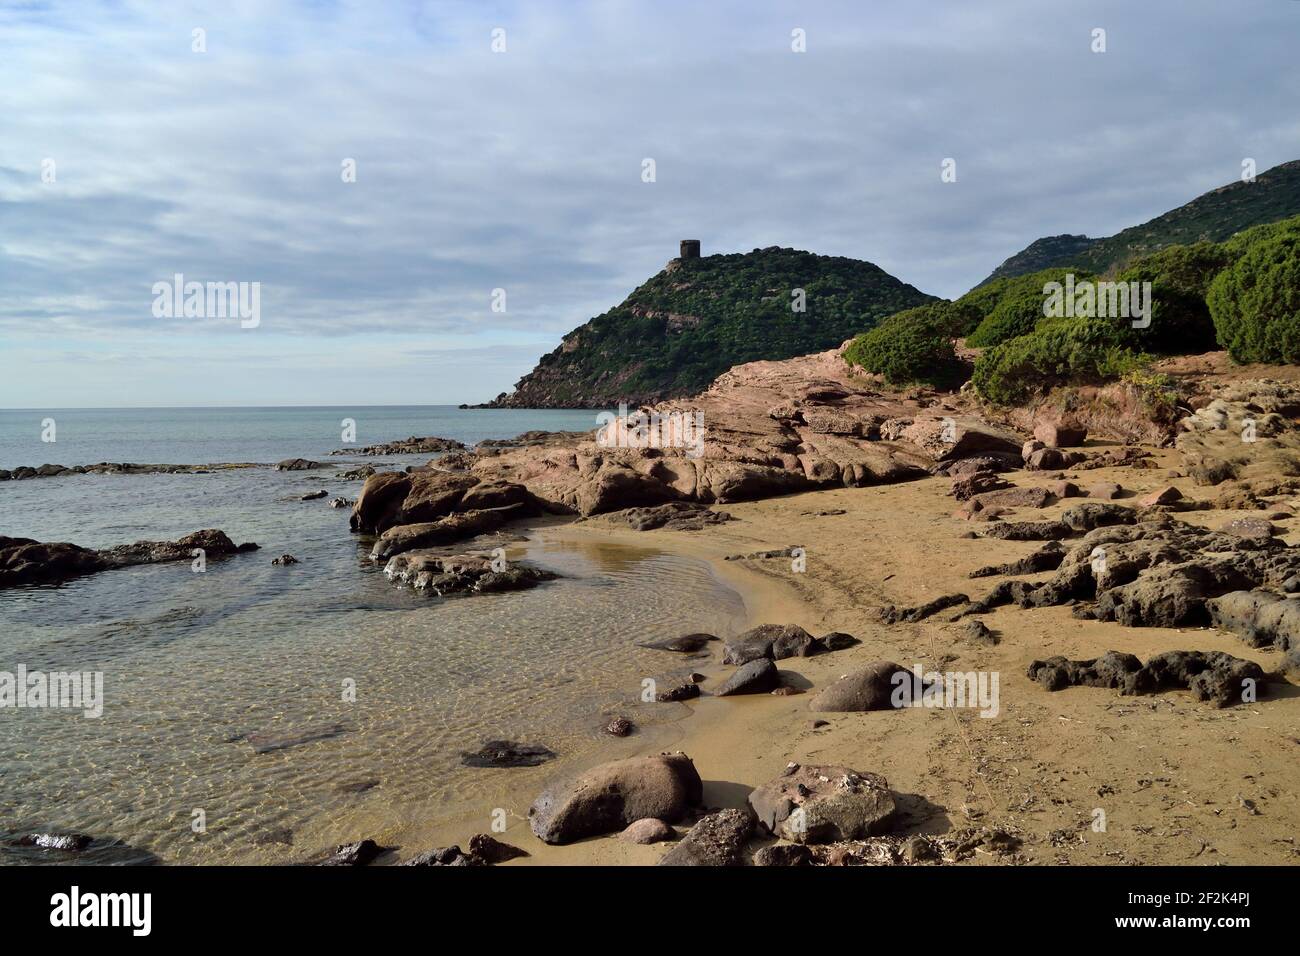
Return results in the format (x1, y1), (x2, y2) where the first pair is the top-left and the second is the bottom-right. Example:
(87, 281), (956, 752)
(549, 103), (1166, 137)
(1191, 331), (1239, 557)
(10, 350), (1300, 865)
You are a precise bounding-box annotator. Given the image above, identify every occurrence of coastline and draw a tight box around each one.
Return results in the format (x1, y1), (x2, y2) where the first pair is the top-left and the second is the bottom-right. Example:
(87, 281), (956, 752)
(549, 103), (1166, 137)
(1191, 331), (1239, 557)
(409, 449), (1300, 865)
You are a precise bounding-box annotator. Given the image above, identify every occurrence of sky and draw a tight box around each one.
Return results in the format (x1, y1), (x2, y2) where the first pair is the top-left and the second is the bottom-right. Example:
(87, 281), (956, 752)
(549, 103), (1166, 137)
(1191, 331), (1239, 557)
(1, 0), (1298, 407)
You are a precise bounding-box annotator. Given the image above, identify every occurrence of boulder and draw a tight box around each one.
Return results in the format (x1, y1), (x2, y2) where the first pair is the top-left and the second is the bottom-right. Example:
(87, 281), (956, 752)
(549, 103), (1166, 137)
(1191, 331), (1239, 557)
(715, 659), (780, 696)
(722, 624), (815, 664)
(1034, 421), (1088, 448)
(275, 458), (327, 471)
(808, 661), (908, 712)
(657, 809), (754, 866)
(1088, 482), (1123, 500)
(1138, 485), (1184, 507)
(748, 763), (897, 843)
(528, 753), (704, 844)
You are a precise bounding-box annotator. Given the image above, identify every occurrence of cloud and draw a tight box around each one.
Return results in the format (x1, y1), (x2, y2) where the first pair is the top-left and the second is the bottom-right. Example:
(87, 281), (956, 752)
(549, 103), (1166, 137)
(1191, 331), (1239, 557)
(1, 0), (1298, 404)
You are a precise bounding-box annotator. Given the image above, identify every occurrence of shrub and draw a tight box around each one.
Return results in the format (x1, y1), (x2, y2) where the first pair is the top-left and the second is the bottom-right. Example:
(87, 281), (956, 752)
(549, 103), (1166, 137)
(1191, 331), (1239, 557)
(1115, 242), (1230, 355)
(971, 318), (1149, 405)
(843, 302), (969, 386)
(966, 268), (1095, 348)
(1207, 231), (1300, 363)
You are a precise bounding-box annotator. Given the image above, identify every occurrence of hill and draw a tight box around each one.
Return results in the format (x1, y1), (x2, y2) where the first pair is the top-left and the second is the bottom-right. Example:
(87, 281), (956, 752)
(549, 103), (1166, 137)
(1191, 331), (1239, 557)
(485, 245), (934, 408)
(977, 159), (1300, 285)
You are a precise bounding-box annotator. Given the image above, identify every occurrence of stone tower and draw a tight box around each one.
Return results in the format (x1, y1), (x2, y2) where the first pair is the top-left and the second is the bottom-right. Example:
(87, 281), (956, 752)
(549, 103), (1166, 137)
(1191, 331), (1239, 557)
(679, 239), (701, 261)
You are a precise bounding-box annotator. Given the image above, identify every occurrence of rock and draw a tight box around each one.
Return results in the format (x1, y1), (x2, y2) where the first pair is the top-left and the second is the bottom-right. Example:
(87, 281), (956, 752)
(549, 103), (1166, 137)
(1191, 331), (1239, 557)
(880, 593), (968, 623)
(809, 661), (908, 712)
(950, 471), (1011, 501)
(1089, 482), (1123, 500)
(404, 845), (469, 866)
(529, 753), (704, 844)
(1139, 485), (1184, 507)
(14, 833), (93, 852)
(466, 833), (528, 864)
(1220, 517), (1277, 546)
(657, 809), (754, 866)
(902, 418), (1022, 462)
(722, 624), (815, 664)
(1027, 650), (1266, 707)
(1034, 421), (1087, 448)
(961, 620), (1000, 645)
(817, 631), (860, 652)
(1053, 480), (1082, 499)
(1206, 590), (1300, 651)
(715, 659), (780, 696)
(638, 633), (717, 653)
(243, 722), (349, 754)
(1026, 446), (1085, 471)
(620, 818), (676, 845)
(604, 502), (733, 531)
(1, 530), (258, 590)
(318, 839), (393, 866)
(1061, 502), (1136, 532)
(972, 486), (1055, 510)
(655, 680), (700, 702)
(970, 540), (1066, 578)
(753, 843), (816, 866)
(328, 497), (351, 508)
(604, 715), (635, 737)
(272, 554), (299, 565)
(371, 505), (527, 561)
(460, 740), (557, 768)
(901, 835), (939, 864)
(332, 436), (466, 457)
(381, 550), (557, 595)
(748, 763), (897, 843)
(300, 489), (328, 500)
(275, 458), (327, 471)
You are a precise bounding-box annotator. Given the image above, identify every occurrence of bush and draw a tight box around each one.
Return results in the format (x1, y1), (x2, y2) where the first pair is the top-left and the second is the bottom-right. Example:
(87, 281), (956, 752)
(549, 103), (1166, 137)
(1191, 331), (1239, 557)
(1115, 242), (1230, 354)
(843, 302), (969, 386)
(1208, 231), (1300, 363)
(971, 318), (1149, 405)
(966, 268), (1095, 348)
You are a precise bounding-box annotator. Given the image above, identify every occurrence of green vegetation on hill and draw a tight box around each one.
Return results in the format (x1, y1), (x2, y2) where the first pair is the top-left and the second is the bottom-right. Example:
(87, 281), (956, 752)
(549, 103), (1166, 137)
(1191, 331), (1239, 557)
(847, 212), (1300, 406)
(965, 268), (1097, 348)
(1208, 229), (1300, 363)
(977, 159), (1300, 285)
(842, 302), (977, 387)
(488, 246), (934, 407)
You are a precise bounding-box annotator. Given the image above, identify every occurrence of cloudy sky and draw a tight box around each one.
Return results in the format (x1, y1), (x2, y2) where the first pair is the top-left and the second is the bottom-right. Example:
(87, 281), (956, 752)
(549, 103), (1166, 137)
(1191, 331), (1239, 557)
(1, 0), (1297, 407)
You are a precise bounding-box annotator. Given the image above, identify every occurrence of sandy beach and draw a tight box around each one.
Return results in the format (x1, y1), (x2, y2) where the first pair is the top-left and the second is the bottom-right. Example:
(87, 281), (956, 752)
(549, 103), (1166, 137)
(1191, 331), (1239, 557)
(398, 445), (1300, 866)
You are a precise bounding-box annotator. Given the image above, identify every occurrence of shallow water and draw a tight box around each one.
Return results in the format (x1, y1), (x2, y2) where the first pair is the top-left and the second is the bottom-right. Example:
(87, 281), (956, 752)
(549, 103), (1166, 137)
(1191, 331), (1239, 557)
(0, 408), (747, 864)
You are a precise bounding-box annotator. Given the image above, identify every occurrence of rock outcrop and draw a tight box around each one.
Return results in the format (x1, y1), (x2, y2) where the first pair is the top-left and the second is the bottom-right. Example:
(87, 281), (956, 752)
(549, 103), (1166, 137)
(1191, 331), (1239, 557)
(1, 530), (258, 589)
(748, 763), (897, 843)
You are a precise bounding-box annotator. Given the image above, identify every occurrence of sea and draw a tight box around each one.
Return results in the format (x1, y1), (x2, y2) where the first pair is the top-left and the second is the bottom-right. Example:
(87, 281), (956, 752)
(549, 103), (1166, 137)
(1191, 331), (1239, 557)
(0, 407), (747, 864)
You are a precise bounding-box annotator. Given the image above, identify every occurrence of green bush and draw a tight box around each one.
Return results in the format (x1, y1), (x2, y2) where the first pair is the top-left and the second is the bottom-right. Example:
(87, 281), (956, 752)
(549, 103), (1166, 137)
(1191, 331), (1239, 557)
(1208, 231), (1300, 363)
(971, 318), (1149, 405)
(843, 302), (969, 386)
(1115, 242), (1230, 354)
(966, 268), (1095, 348)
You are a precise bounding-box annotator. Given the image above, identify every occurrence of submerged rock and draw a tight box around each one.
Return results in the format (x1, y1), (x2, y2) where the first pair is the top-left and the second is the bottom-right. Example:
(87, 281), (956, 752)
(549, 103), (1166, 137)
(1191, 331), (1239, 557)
(638, 633), (717, 653)
(317, 839), (394, 866)
(460, 740), (556, 768)
(1, 530), (258, 589)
